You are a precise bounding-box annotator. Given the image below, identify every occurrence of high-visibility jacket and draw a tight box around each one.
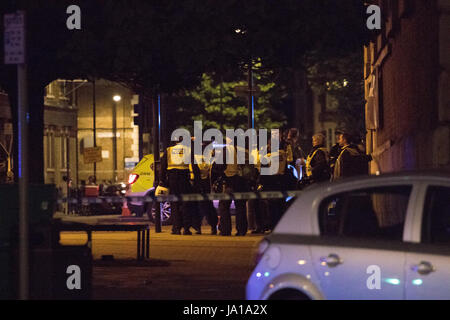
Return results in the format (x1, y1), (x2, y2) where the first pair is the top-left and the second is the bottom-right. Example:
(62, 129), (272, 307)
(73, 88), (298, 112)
(306, 147), (328, 177)
(264, 149), (287, 175)
(286, 144), (294, 163)
(189, 154), (212, 180)
(250, 147), (261, 173)
(167, 144), (190, 170)
(224, 144), (239, 177)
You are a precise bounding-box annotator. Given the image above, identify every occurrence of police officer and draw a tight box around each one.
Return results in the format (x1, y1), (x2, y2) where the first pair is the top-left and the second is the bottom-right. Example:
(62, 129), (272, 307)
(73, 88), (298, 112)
(160, 137), (193, 235)
(260, 134), (288, 231)
(332, 132), (371, 181)
(214, 138), (249, 236)
(328, 130), (343, 180)
(285, 128), (306, 179)
(247, 145), (268, 234)
(190, 144), (218, 235)
(305, 133), (330, 184)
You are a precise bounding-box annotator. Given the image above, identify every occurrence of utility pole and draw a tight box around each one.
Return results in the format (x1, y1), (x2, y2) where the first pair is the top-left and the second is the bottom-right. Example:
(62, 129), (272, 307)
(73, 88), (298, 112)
(152, 94), (161, 233)
(112, 99), (118, 182)
(247, 59), (254, 129)
(92, 79), (96, 179)
(4, 10), (29, 300)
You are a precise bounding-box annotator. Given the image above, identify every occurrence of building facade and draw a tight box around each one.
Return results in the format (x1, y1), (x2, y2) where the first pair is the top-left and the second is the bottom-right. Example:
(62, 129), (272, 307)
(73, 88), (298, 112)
(76, 79), (139, 185)
(364, 0), (450, 173)
(312, 90), (339, 150)
(43, 80), (78, 201)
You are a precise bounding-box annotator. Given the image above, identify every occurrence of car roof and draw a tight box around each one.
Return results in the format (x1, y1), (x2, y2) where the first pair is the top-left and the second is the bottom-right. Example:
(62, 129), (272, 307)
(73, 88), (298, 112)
(303, 170), (450, 192)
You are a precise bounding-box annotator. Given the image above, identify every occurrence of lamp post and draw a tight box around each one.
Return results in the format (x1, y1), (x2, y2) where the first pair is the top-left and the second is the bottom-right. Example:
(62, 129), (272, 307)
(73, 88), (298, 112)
(235, 28), (254, 129)
(113, 95), (121, 182)
(93, 79), (96, 180)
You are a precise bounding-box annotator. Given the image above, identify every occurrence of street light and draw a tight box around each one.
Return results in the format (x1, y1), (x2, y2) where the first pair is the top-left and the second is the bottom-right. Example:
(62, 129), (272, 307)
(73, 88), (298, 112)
(234, 27), (253, 129)
(112, 95), (121, 181)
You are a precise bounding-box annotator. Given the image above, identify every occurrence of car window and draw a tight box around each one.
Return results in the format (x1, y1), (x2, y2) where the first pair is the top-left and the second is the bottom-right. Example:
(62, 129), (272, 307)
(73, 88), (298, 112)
(421, 186), (450, 244)
(319, 186), (412, 241)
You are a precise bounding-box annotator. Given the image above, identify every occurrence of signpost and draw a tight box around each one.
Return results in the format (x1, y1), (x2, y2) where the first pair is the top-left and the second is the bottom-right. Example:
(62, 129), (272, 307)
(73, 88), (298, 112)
(83, 146), (103, 164)
(4, 11), (28, 300)
(233, 85), (260, 98)
(4, 12), (25, 64)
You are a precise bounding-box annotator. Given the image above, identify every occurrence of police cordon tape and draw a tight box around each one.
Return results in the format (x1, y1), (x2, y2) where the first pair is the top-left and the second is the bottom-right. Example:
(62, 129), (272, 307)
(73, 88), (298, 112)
(57, 190), (304, 205)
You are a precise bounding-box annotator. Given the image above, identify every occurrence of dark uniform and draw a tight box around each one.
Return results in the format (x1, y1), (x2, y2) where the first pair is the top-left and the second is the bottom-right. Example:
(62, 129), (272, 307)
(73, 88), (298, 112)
(161, 141), (193, 235)
(305, 144), (330, 183)
(214, 144), (249, 236)
(328, 143), (341, 180)
(190, 153), (218, 235)
(332, 144), (371, 181)
(260, 146), (288, 230)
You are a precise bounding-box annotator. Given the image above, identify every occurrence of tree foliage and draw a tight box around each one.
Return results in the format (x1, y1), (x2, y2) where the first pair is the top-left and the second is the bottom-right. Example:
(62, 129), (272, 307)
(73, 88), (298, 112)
(306, 50), (365, 134)
(166, 63), (288, 134)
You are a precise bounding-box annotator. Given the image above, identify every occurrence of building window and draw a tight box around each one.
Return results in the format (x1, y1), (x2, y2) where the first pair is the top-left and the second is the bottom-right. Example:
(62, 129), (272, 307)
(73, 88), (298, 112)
(61, 135), (68, 169)
(46, 133), (55, 169)
(327, 128), (333, 150)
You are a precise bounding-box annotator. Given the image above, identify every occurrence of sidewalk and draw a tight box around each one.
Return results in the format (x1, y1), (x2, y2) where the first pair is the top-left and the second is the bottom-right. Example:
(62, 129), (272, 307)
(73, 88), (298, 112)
(59, 215), (264, 299)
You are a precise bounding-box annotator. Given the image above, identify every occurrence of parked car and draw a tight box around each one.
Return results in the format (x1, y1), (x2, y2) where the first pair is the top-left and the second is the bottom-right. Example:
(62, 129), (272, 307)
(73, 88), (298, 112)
(125, 153), (173, 224)
(126, 153), (236, 224)
(246, 171), (450, 300)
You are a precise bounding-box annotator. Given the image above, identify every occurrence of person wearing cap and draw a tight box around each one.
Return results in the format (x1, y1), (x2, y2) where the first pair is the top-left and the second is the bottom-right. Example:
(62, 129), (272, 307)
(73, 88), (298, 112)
(332, 132), (371, 181)
(160, 137), (193, 235)
(328, 129), (343, 180)
(189, 142), (218, 235)
(214, 137), (249, 236)
(305, 133), (330, 184)
(260, 132), (288, 231)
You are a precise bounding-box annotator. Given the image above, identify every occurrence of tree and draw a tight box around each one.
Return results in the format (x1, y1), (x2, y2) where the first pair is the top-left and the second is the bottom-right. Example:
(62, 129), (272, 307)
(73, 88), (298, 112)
(165, 63), (288, 135)
(306, 49), (366, 134)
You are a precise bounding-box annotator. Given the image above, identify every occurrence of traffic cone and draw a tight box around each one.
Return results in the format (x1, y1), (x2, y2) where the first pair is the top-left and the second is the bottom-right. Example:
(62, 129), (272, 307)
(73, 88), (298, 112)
(122, 199), (131, 216)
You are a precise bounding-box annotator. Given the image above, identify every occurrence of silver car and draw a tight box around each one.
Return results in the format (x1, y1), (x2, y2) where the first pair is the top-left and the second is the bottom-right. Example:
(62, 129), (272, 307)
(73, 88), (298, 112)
(247, 171), (450, 300)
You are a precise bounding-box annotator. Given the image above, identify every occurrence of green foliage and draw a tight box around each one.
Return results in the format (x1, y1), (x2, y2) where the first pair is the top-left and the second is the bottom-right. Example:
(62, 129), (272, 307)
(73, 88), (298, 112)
(167, 64), (288, 133)
(306, 50), (365, 134)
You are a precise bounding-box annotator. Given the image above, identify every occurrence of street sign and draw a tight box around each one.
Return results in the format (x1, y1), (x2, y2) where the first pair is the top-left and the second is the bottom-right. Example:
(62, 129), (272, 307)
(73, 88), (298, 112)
(4, 12), (26, 64)
(83, 146), (103, 164)
(234, 85), (261, 98)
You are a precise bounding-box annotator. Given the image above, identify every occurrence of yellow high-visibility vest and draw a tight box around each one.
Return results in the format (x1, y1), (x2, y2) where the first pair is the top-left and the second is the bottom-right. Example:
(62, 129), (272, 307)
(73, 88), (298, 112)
(306, 147), (328, 177)
(189, 154), (211, 180)
(167, 144), (190, 170)
(286, 144), (294, 163)
(224, 145), (239, 177)
(250, 147), (261, 172)
(265, 149), (287, 175)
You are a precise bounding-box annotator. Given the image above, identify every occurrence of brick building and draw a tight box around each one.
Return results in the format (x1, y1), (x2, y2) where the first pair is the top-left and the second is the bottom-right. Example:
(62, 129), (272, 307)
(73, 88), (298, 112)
(365, 0), (450, 173)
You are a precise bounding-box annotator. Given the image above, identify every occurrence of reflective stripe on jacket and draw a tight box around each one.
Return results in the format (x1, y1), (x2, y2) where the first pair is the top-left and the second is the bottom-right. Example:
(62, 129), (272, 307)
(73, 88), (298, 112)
(167, 144), (190, 170)
(306, 147), (328, 177)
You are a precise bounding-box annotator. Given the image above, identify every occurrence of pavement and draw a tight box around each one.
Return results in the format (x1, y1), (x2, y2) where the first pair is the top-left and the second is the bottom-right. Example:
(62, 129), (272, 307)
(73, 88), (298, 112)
(56, 213), (264, 300)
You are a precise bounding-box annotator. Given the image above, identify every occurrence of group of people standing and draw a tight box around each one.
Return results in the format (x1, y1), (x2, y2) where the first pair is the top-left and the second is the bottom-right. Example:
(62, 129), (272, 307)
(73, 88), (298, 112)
(159, 128), (371, 236)
(304, 130), (372, 184)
